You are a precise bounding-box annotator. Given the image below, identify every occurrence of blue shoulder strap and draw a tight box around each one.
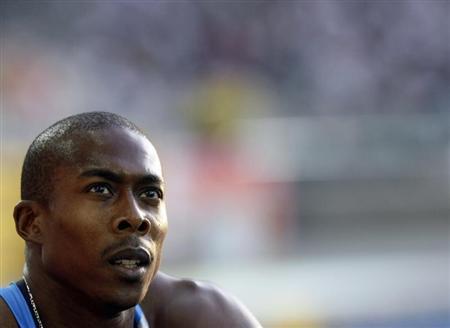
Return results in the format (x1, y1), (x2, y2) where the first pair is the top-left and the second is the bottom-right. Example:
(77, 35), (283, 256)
(134, 304), (150, 328)
(0, 283), (36, 328)
(0, 283), (149, 328)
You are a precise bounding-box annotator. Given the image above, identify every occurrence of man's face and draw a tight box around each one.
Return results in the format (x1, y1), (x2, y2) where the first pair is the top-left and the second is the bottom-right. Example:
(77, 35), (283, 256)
(39, 127), (167, 310)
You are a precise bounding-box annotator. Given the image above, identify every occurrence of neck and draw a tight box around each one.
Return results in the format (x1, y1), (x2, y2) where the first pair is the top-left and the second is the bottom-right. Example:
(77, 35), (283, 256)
(23, 267), (136, 328)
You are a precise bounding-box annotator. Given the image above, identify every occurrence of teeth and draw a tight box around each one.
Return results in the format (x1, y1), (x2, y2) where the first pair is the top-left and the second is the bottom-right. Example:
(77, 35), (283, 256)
(114, 259), (140, 268)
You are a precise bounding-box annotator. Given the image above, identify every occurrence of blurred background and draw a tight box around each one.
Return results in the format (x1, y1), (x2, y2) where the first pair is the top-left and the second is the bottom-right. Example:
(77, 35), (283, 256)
(1, 1), (449, 327)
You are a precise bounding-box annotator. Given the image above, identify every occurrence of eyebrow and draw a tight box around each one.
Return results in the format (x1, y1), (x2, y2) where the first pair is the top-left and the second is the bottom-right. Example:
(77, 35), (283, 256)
(79, 169), (164, 185)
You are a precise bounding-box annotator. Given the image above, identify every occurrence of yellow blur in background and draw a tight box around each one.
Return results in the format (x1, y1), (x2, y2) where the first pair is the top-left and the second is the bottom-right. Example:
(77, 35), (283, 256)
(0, 145), (24, 285)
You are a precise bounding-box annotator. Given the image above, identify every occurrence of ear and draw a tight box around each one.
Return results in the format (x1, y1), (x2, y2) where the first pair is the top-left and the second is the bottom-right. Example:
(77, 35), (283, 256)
(13, 200), (46, 244)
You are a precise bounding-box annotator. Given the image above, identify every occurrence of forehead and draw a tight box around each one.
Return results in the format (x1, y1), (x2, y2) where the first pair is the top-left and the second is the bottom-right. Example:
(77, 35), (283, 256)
(60, 127), (162, 179)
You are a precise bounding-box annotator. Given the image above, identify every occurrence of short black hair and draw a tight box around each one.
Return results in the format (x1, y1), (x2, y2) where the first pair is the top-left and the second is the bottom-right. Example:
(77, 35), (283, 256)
(21, 111), (146, 203)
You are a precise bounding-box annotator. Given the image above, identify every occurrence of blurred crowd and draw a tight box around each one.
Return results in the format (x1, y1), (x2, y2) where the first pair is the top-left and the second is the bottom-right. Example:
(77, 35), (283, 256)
(3, 1), (449, 123)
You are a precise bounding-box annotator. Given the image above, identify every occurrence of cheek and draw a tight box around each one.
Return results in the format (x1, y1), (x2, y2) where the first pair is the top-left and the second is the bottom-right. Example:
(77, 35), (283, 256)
(152, 210), (168, 244)
(42, 210), (107, 268)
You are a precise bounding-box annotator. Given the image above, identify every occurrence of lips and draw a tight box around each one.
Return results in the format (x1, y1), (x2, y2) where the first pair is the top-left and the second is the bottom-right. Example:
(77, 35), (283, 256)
(107, 247), (152, 272)
(106, 246), (153, 282)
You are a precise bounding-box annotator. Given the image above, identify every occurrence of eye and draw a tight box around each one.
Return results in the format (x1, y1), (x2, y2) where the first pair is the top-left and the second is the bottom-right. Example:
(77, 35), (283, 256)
(87, 183), (112, 196)
(139, 188), (162, 200)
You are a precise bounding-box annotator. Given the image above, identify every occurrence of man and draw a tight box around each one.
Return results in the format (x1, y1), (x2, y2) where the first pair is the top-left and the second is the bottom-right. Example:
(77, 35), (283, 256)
(0, 112), (261, 327)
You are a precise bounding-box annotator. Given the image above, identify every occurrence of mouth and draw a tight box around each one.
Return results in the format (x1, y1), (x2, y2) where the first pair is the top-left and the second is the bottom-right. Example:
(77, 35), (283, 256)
(112, 259), (143, 269)
(106, 247), (152, 279)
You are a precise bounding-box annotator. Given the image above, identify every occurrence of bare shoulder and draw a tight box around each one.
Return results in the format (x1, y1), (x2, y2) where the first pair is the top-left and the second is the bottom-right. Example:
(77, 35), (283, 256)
(141, 271), (261, 328)
(0, 297), (18, 328)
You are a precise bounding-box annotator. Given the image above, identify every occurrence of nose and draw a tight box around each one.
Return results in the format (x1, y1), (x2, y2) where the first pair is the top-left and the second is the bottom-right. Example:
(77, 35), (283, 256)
(112, 193), (151, 235)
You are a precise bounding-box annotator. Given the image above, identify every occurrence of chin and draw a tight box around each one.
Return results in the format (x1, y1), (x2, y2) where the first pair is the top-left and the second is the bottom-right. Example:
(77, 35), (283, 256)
(102, 290), (144, 313)
(96, 277), (149, 313)
(108, 267), (153, 308)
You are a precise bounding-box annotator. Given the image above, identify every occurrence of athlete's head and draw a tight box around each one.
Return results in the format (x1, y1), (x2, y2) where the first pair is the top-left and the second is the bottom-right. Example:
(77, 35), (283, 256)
(14, 111), (168, 310)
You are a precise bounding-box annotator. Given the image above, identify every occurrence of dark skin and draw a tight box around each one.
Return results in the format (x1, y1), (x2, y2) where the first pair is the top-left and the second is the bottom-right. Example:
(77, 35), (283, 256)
(143, 272), (261, 327)
(0, 127), (261, 328)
